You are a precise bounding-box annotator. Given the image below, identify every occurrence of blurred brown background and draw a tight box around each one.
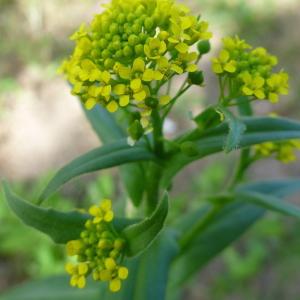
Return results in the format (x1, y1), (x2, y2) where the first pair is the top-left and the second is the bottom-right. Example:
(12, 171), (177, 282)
(0, 1), (300, 299)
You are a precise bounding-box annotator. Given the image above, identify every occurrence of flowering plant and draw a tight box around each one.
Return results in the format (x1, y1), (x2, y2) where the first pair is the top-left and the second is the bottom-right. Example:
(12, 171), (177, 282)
(3, 0), (300, 299)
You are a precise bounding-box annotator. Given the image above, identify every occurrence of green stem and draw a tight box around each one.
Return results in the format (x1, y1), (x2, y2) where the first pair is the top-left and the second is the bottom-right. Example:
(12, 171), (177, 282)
(228, 149), (251, 189)
(179, 204), (223, 251)
(162, 84), (191, 120)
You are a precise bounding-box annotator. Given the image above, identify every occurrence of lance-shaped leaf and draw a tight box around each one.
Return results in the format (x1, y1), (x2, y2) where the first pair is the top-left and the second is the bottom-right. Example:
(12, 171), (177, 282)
(163, 116), (300, 188)
(236, 178), (300, 198)
(236, 191), (300, 219)
(122, 193), (169, 257)
(2, 182), (137, 244)
(39, 140), (155, 201)
(216, 105), (246, 152)
(170, 202), (264, 286)
(170, 178), (300, 285)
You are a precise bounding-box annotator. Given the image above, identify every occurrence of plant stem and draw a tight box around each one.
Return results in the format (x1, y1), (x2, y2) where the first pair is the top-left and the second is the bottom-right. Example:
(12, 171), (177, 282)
(179, 204), (223, 251)
(162, 84), (191, 120)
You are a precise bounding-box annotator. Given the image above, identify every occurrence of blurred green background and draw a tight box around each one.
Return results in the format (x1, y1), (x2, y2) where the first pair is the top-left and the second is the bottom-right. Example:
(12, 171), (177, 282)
(0, 1), (300, 299)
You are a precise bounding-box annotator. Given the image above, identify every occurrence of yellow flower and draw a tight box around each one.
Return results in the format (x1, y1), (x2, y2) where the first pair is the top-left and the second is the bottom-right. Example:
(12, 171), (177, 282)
(212, 50), (237, 74)
(240, 72), (265, 99)
(65, 199), (128, 293)
(267, 72), (289, 103)
(144, 38), (167, 60)
(60, 0), (212, 139)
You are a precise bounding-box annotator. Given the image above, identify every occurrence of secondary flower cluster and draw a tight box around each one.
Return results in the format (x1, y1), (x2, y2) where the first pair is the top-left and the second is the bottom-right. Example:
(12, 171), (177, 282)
(212, 36), (289, 103)
(65, 199), (128, 293)
(60, 0), (212, 138)
(255, 140), (300, 163)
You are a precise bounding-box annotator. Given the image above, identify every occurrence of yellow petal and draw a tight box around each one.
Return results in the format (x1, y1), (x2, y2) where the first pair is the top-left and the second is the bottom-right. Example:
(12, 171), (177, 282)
(100, 270), (112, 281)
(109, 279), (121, 293)
(175, 43), (189, 54)
(254, 89), (265, 100)
(101, 85), (111, 97)
(106, 101), (119, 113)
(133, 57), (145, 72)
(78, 263), (89, 275)
(171, 64), (183, 74)
(186, 64), (198, 73)
(104, 211), (114, 222)
(105, 258), (116, 271)
(89, 205), (100, 216)
(113, 84), (126, 95)
(65, 263), (75, 275)
(242, 86), (253, 96)
(119, 95), (130, 107)
(130, 78), (142, 91)
(154, 70), (164, 80)
(118, 267), (129, 280)
(134, 90), (147, 101)
(142, 69), (154, 81)
(212, 63), (223, 74)
(85, 98), (97, 110)
(219, 50), (229, 62)
(101, 71), (111, 83)
(119, 66), (131, 79)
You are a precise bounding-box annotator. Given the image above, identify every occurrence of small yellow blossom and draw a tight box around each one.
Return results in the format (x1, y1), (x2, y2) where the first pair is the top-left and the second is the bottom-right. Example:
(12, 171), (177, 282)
(212, 50), (237, 74)
(240, 72), (265, 99)
(65, 199), (128, 293)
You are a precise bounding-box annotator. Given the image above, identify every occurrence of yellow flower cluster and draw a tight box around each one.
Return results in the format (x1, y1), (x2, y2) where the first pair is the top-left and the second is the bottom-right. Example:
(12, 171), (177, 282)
(212, 36), (289, 103)
(60, 0), (212, 135)
(65, 199), (128, 293)
(255, 140), (300, 163)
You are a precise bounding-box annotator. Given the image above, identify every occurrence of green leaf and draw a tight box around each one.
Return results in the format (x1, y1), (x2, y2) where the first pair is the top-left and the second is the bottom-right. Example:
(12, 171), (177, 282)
(0, 276), (101, 300)
(170, 178), (300, 285)
(237, 191), (300, 219)
(2, 182), (137, 244)
(39, 140), (155, 201)
(83, 104), (147, 207)
(170, 202), (264, 285)
(237, 178), (300, 198)
(216, 105), (246, 152)
(163, 116), (300, 188)
(82, 104), (125, 143)
(122, 193), (169, 257)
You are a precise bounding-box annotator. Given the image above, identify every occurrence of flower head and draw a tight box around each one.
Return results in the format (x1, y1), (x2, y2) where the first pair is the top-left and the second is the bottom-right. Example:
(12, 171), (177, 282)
(65, 199), (128, 293)
(60, 0), (212, 137)
(211, 36), (289, 103)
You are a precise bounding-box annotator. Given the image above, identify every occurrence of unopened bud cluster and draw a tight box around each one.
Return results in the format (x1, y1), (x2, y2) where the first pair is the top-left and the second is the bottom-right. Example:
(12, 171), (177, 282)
(60, 0), (212, 140)
(65, 199), (128, 293)
(212, 36), (289, 103)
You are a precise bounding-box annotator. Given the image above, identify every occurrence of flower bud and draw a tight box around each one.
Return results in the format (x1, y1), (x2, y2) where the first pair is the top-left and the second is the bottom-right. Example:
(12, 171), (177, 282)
(188, 71), (204, 85)
(197, 40), (211, 55)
